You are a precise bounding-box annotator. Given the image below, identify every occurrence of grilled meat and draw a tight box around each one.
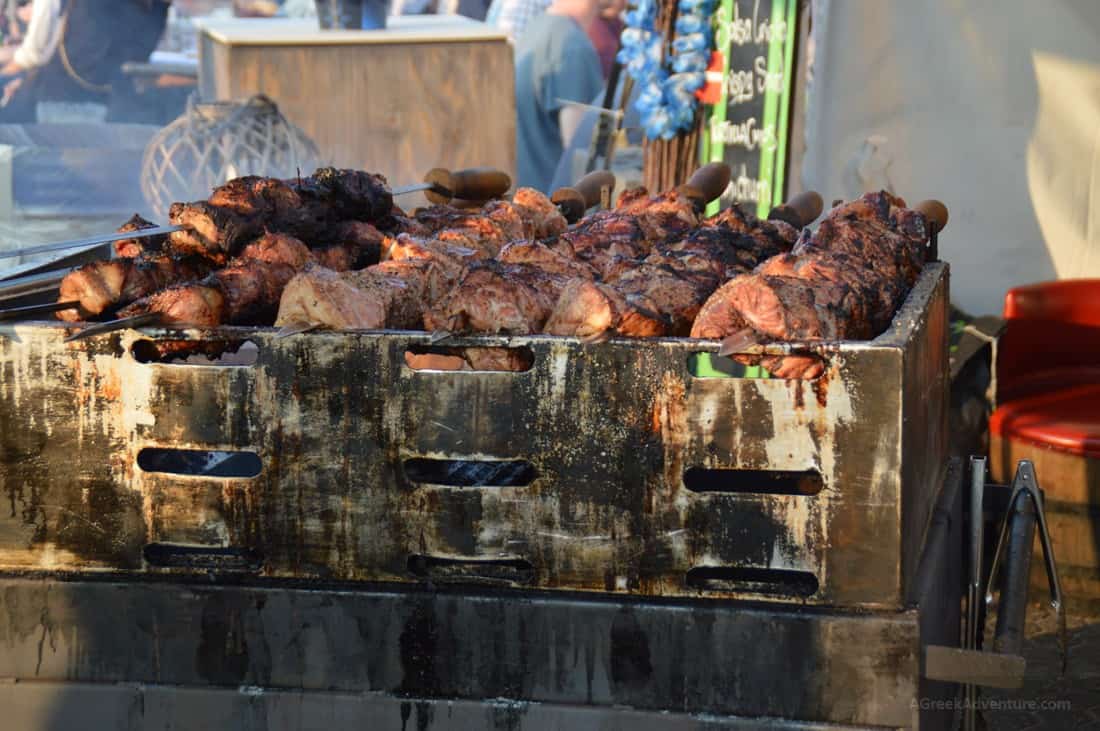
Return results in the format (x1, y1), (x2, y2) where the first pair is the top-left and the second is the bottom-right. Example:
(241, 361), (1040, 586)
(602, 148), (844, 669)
(276, 259), (448, 331)
(167, 201), (258, 262)
(806, 191), (928, 285)
(117, 234), (319, 327)
(423, 261), (568, 334)
(603, 264), (709, 336)
(692, 274), (871, 343)
(54, 231), (360, 323)
(690, 191), (931, 378)
(553, 211), (649, 280)
(414, 188), (568, 248)
(756, 250), (903, 332)
(704, 204), (799, 252)
(164, 168), (393, 263)
(292, 167), (393, 222)
(511, 188), (569, 238)
(543, 278), (668, 338)
(615, 187), (699, 242)
(384, 233), (490, 285)
(497, 240), (599, 280)
(114, 214), (166, 258)
(56, 254), (214, 322)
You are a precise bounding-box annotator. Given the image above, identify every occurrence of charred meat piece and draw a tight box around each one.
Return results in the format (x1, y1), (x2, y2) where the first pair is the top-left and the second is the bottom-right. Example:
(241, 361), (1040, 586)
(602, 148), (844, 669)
(756, 250), (903, 332)
(605, 263), (710, 336)
(511, 187), (569, 238)
(412, 188), (566, 247)
(704, 204), (799, 252)
(496, 239), (599, 280)
(615, 187), (700, 242)
(692, 274), (871, 343)
(554, 211), (650, 279)
(167, 201), (259, 262)
(690, 273), (872, 379)
(383, 233), (490, 285)
(810, 190), (928, 283)
(412, 208), (510, 256)
(119, 258), (299, 327)
(115, 234), (316, 327)
(56, 254), (214, 322)
(423, 261), (567, 335)
(114, 214), (167, 258)
(237, 232), (314, 268)
(654, 225), (774, 281)
(799, 217), (924, 286)
(276, 260), (448, 331)
(292, 167), (394, 222)
(543, 278), (668, 338)
(330, 220), (384, 267)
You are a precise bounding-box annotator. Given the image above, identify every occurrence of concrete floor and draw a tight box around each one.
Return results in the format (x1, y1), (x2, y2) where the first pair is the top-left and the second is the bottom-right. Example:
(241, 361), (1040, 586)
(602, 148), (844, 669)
(984, 604), (1100, 730)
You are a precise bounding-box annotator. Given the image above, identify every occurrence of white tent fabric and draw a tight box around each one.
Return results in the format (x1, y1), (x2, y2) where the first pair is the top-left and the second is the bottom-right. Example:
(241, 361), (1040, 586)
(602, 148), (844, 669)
(801, 0), (1100, 315)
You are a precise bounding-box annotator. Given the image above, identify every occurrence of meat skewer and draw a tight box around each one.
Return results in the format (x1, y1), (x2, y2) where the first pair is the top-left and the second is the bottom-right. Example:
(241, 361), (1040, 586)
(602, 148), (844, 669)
(52, 219), (385, 323)
(62, 179), (547, 340)
(0, 167), (510, 267)
(275, 186), (578, 334)
(65, 233), (333, 341)
(694, 195), (948, 378)
(38, 167), (507, 328)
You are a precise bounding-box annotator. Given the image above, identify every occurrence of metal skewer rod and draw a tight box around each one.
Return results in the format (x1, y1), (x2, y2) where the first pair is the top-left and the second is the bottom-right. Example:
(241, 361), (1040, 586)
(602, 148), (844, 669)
(64, 312), (162, 342)
(0, 225), (183, 261)
(0, 300), (81, 322)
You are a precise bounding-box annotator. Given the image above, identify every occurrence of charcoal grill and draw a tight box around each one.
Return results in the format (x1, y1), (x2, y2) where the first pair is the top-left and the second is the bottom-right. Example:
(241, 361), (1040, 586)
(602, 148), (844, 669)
(0, 263), (947, 607)
(0, 261), (978, 729)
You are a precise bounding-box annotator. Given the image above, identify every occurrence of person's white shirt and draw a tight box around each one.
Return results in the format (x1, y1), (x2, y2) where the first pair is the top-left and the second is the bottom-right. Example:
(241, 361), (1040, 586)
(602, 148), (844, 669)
(12, 0), (64, 70)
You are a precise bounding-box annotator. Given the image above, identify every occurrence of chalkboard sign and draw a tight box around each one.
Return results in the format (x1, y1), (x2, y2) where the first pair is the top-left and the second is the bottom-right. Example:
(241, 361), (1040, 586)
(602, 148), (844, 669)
(702, 0), (802, 218)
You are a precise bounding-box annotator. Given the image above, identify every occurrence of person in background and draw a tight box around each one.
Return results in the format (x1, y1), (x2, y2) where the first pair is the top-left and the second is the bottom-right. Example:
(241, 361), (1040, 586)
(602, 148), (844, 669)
(586, 0), (622, 79)
(486, 0), (550, 43)
(513, 0), (603, 191)
(0, 0), (170, 122)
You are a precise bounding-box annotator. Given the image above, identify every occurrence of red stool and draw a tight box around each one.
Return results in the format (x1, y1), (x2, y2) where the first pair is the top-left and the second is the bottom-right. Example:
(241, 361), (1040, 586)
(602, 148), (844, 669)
(989, 279), (1100, 604)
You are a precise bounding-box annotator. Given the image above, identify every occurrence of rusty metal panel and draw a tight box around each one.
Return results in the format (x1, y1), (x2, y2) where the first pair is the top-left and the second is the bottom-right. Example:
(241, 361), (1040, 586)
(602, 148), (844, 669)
(0, 264), (949, 608)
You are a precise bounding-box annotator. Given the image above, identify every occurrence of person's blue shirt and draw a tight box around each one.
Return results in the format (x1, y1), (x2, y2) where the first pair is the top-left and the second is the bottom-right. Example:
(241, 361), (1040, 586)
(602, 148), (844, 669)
(513, 14), (603, 192)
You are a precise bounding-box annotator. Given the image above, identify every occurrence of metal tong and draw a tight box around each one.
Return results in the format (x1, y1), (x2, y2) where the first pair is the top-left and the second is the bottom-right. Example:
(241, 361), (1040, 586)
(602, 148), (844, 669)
(927, 457), (1065, 731)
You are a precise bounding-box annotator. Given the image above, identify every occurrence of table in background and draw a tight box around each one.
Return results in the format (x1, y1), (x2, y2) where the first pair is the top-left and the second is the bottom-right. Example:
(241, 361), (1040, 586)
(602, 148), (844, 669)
(196, 16), (515, 205)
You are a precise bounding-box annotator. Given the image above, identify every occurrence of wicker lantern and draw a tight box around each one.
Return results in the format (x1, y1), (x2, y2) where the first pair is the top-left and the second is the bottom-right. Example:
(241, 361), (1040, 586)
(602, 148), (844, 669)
(141, 94), (322, 220)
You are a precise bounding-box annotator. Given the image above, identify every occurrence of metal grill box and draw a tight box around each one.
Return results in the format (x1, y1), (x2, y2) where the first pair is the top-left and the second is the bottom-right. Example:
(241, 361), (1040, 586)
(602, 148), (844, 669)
(0, 264), (949, 609)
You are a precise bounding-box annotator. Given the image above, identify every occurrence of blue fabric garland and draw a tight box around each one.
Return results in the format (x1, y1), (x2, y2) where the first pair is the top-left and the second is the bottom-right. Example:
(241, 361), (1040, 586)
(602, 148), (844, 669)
(617, 0), (716, 140)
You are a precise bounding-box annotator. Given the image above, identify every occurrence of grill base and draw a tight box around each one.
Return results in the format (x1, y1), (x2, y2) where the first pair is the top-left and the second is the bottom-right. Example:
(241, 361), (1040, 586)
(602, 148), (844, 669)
(0, 461), (964, 730)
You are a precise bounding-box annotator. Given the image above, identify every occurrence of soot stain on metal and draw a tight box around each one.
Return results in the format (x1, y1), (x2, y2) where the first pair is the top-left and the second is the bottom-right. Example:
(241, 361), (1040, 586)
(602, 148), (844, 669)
(609, 607), (653, 689)
(399, 600), (440, 696)
(195, 592), (249, 685)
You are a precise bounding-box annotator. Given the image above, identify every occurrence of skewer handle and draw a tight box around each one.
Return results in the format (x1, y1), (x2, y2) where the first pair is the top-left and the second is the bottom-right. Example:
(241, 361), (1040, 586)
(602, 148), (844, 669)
(914, 199), (949, 233)
(768, 191), (824, 229)
(424, 167), (512, 205)
(677, 162), (732, 209)
(552, 170), (616, 222)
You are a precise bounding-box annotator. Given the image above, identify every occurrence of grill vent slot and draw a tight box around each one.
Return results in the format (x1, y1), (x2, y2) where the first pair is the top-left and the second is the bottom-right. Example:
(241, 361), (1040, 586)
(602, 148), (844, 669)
(684, 468), (823, 495)
(403, 458), (536, 487)
(407, 555), (535, 585)
(404, 345), (534, 372)
(137, 448), (262, 478)
(686, 566), (819, 597)
(143, 544), (263, 572)
(687, 352), (826, 380)
(131, 339), (258, 365)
